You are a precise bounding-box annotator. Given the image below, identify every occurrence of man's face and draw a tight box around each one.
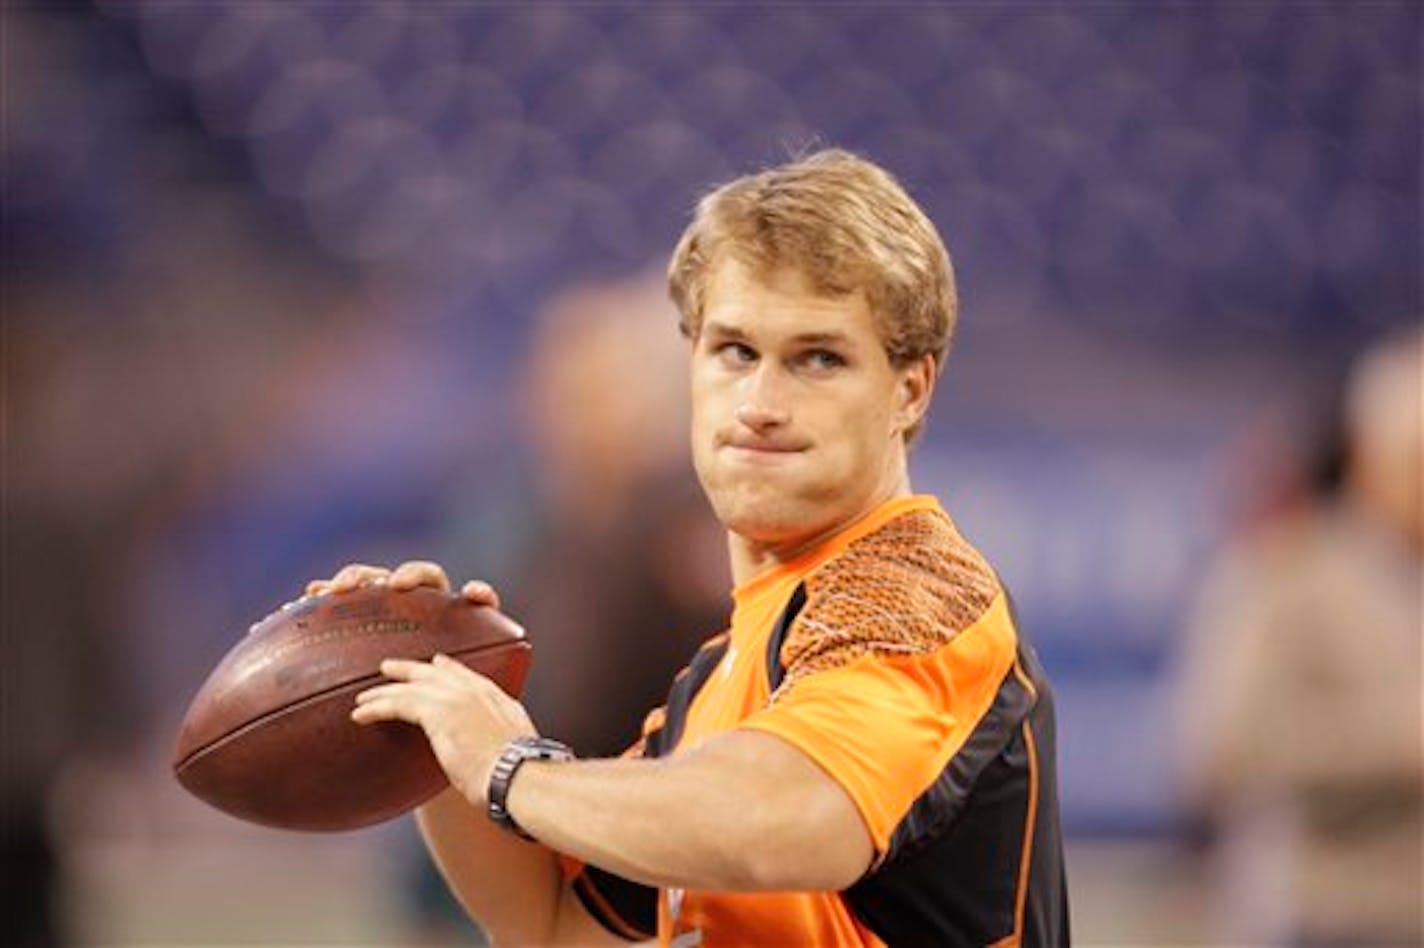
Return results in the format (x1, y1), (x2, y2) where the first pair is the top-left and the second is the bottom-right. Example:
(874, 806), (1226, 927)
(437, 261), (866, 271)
(689, 257), (929, 550)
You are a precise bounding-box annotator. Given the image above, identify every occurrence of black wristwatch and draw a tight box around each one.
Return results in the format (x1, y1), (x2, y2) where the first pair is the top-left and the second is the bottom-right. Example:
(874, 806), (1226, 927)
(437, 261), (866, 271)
(487, 736), (575, 840)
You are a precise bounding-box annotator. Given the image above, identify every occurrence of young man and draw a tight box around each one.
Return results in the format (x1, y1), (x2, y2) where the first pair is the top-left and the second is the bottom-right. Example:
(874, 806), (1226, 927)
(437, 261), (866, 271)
(313, 150), (1069, 946)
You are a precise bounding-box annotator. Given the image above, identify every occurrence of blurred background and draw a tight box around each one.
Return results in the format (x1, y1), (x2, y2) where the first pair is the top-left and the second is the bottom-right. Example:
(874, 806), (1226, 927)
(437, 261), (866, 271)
(4, 2), (1419, 945)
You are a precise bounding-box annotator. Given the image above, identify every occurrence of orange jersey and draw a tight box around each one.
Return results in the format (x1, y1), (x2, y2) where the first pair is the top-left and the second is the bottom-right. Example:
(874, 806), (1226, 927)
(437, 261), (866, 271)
(571, 495), (1069, 946)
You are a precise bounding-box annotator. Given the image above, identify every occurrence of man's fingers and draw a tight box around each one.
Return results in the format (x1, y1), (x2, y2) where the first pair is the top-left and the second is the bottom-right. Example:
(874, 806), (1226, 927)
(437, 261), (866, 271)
(460, 579), (501, 608)
(377, 657), (442, 681)
(307, 562), (475, 600)
(328, 563), (391, 593)
(351, 678), (433, 724)
(351, 695), (414, 726)
(389, 560), (452, 592)
(351, 661), (471, 721)
(430, 652), (490, 685)
(353, 681), (406, 705)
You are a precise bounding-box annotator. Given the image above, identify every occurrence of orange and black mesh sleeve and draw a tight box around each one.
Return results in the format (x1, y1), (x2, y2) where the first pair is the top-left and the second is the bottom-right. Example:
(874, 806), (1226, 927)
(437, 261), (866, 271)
(738, 509), (1015, 853)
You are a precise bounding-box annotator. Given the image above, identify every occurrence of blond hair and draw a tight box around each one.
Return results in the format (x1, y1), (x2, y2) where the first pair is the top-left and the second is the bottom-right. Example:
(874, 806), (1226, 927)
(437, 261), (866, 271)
(667, 149), (958, 385)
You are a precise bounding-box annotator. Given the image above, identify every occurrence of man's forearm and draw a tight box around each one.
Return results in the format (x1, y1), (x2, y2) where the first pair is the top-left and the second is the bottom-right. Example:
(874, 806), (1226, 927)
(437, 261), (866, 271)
(415, 787), (566, 945)
(504, 730), (872, 892)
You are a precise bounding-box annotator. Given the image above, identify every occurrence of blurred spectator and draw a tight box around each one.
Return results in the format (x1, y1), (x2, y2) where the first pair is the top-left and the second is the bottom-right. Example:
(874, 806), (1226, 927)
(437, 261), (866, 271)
(510, 274), (729, 758)
(1174, 329), (1423, 946)
(403, 274), (729, 943)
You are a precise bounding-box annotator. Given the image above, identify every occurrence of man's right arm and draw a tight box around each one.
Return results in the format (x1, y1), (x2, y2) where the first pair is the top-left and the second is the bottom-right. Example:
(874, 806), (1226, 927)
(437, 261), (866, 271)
(415, 787), (627, 946)
(306, 561), (634, 946)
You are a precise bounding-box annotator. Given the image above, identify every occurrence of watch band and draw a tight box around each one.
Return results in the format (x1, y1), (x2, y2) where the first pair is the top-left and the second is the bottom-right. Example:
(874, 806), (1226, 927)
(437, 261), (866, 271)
(487, 736), (574, 840)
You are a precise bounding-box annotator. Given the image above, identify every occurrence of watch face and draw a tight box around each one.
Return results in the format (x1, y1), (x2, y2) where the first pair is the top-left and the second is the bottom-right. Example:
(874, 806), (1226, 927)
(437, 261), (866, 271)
(488, 738), (573, 839)
(522, 737), (574, 760)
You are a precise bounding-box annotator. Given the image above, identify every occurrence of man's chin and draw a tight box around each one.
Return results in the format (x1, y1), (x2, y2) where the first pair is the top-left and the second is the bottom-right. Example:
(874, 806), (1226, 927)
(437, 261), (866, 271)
(712, 494), (818, 547)
(698, 467), (839, 540)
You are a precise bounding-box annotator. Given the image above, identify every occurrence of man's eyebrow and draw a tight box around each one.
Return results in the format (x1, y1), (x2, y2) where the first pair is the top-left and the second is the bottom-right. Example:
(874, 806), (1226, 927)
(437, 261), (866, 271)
(790, 331), (852, 346)
(702, 323), (852, 347)
(702, 321), (748, 340)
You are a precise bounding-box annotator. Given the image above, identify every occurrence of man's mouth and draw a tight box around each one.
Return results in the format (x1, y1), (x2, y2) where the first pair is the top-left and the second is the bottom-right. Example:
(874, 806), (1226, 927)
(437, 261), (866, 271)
(721, 438), (807, 460)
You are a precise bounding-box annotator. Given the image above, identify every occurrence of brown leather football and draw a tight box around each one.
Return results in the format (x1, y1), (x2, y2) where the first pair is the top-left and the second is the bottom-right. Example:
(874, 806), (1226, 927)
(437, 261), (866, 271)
(172, 585), (532, 832)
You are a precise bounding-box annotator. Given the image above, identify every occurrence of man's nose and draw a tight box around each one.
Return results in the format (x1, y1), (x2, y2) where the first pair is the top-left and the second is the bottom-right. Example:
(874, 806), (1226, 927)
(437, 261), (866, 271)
(735, 363), (791, 430)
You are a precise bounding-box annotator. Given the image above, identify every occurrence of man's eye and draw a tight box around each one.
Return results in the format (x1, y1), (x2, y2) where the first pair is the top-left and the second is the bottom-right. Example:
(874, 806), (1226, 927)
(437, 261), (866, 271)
(804, 350), (846, 370)
(717, 342), (757, 364)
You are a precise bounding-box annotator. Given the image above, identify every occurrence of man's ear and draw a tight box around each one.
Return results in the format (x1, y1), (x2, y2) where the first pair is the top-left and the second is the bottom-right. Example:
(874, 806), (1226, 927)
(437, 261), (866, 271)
(892, 354), (937, 437)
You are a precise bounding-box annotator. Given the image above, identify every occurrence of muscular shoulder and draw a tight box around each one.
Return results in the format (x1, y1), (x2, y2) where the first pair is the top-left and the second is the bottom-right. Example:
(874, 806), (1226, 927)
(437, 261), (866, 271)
(777, 508), (1001, 690)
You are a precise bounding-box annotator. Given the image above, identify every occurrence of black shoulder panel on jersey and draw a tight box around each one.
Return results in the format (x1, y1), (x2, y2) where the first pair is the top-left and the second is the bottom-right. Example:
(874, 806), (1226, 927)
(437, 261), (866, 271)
(642, 633), (729, 759)
(571, 633), (732, 943)
(1014, 641), (1072, 947)
(846, 635), (1070, 946)
(571, 865), (657, 942)
(764, 581), (808, 693)
(881, 658), (1034, 862)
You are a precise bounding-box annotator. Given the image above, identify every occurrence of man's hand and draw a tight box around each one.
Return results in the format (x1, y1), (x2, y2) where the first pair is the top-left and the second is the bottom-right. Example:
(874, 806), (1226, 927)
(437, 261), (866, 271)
(351, 653), (537, 804)
(305, 559), (501, 608)
(303, 560), (530, 803)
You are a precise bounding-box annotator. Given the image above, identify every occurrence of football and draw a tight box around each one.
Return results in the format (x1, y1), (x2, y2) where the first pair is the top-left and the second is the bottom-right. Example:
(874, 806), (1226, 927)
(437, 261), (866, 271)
(172, 584), (532, 831)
